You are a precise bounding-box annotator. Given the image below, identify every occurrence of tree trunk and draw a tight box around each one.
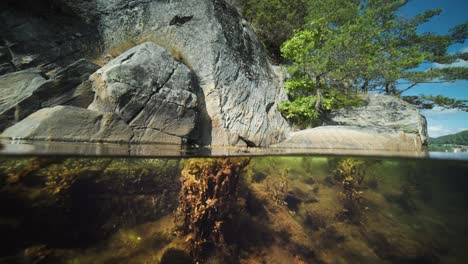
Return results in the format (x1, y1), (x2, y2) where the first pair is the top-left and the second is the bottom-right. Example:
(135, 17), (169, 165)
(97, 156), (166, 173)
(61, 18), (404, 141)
(315, 88), (322, 113)
(315, 76), (322, 113)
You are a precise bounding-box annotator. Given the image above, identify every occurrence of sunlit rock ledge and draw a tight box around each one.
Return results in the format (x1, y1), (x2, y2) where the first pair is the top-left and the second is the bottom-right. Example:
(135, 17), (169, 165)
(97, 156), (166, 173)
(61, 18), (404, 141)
(272, 126), (423, 151)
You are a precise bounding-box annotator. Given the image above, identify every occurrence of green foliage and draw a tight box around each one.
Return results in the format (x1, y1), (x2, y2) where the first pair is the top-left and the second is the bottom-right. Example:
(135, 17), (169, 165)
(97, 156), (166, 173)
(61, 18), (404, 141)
(278, 96), (319, 128)
(422, 95), (467, 108)
(278, 19), (365, 127)
(238, 0), (307, 62)
(403, 95), (468, 111)
(282, 0), (467, 94)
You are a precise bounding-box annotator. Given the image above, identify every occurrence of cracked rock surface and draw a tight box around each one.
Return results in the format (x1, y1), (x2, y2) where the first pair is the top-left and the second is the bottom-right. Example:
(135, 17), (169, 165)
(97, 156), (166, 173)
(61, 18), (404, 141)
(0, 0), (290, 146)
(89, 42), (199, 144)
(324, 94), (428, 144)
(0, 59), (99, 132)
(1, 105), (133, 143)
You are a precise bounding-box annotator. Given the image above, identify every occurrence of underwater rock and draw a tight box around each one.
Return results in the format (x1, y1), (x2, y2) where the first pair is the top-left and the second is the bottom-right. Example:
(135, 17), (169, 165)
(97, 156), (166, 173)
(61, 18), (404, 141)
(88, 42), (199, 144)
(23, 245), (55, 264)
(285, 192), (302, 211)
(1, 106), (133, 143)
(159, 248), (192, 264)
(324, 94), (428, 144)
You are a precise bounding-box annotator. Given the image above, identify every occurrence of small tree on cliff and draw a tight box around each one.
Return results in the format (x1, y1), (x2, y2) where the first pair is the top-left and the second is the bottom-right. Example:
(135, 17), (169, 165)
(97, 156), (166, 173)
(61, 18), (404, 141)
(279, 0), (468, 127)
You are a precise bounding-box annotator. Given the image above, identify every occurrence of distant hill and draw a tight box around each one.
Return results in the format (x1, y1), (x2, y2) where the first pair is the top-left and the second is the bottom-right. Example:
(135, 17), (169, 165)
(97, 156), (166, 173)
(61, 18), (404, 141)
(429, 130), (468, 145)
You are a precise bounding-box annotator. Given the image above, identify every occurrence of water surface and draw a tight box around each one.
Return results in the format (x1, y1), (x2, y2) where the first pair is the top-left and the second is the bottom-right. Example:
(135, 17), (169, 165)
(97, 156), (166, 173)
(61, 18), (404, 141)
(0, 141), (467, 263)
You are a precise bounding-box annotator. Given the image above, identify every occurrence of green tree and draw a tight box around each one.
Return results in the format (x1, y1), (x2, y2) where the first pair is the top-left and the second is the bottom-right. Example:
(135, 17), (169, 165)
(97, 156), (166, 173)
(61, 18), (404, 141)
(279, 0), (467, 126)
(238, 0), (307, 62)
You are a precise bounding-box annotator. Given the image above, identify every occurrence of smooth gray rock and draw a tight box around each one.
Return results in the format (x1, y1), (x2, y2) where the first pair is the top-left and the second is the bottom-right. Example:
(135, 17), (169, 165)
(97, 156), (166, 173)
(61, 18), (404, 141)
(1, 0), (290, 146)
(0, 59), (98, 132)
(60, 0), (290, 146)
(1, 106), (133, 143)
(33, 59), (99, 108)
(274, 126), (423, 151)
(324, 94), (428, 144)
(0, 69), (47, 131)
(88, 42), (199, 144)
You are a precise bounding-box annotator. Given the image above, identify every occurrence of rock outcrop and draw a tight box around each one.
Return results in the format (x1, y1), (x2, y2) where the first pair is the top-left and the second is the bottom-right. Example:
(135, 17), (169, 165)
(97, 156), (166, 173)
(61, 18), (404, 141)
(0, 69), (47, 131)
(0, 1), (428, 150)
(274, 94), (428, 150)
(89, 42), (199, 144)
(1, 106), (133, 143)
(0, 60), (98, 131)
(0, 0), (290, 146)
(275, 126), (424, 151)
(324, 94), (428, 144)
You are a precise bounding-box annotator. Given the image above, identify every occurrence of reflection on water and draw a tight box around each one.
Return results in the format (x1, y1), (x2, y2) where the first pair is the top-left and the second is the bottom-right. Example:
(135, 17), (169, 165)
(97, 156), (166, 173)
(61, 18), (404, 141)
(0, 156), (467, 263)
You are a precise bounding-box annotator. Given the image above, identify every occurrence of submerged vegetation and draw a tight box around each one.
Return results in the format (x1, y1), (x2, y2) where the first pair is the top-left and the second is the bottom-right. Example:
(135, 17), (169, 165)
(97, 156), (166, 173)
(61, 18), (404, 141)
(1, 156), (467, 263)
(175, 158), (250, 261)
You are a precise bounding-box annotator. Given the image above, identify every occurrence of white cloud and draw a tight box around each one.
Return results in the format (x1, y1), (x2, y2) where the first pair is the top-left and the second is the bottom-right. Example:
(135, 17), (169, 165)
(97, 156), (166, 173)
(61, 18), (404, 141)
(460, 46), (468, 53)
(432, 59), (468, 69)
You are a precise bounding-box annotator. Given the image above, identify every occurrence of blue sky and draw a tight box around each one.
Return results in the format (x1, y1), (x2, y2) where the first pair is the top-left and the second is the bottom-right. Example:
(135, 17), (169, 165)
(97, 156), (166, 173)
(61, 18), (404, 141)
(397, 0), (467, 137)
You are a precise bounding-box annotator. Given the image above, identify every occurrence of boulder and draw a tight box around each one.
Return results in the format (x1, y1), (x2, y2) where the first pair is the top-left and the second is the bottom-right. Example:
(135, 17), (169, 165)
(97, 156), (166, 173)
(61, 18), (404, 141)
(324, 94), (428, 144)
(1, 0), (290, 146)
(274, 126), (423, 151)
(0, 106), (133, 143)
(0, 60), (98, 132)
(88, 42), (199, 144)
(0, 69), (47, 131)
(49, 0), (290, 146)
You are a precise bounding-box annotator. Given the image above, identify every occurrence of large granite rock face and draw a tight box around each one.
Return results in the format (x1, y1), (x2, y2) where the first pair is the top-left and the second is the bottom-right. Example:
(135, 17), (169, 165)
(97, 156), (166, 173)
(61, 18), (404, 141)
(1, 106), (133, 143)
(0, 0), (290, 146)
(275, 126), (423, 151)
(55, 0), (290, 146)
(0, 60), (98, 132)
(324, 94), (428, 144)
(88, 42), (199, 144)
